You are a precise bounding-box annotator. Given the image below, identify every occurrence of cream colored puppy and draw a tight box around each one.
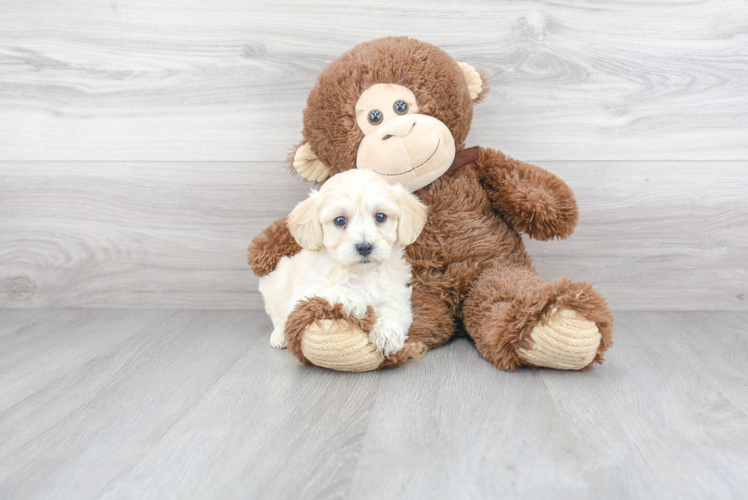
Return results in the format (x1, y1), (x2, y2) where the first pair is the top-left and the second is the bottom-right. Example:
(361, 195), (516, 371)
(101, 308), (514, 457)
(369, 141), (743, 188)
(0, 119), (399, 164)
(259, 169), (428, 357)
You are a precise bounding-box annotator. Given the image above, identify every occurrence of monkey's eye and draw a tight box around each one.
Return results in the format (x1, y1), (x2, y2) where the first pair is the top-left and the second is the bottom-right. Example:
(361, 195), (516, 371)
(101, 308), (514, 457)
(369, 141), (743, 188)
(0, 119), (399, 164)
(334, 216), (347, 227)
(375, 213), (387, 223)
(393, 100), (409, 115)
(368, 110), (383, 125)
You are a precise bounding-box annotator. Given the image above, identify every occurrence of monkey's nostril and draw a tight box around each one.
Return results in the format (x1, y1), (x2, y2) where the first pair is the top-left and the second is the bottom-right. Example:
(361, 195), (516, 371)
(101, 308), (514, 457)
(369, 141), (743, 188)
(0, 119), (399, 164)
(382, 134), (393, 140)
(355, 242), (373, 257)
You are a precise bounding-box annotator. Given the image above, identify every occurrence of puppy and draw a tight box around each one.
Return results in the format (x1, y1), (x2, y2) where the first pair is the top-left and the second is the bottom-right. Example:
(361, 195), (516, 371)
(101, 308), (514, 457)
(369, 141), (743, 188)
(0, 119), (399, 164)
(259, 169), (428, 357)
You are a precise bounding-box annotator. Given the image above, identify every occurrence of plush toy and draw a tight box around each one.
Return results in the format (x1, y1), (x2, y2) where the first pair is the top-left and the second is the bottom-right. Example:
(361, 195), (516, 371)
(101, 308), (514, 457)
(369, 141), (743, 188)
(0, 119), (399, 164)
(249, 37), (613, 372)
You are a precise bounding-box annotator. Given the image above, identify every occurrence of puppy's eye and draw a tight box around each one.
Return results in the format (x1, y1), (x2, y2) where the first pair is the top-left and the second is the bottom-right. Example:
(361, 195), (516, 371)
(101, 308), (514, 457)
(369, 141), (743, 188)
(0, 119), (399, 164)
(368, 110), (383, 125)
(334, 216), (347, 227)
(375, 213), (387, 223)
(393, 100), (409, 115)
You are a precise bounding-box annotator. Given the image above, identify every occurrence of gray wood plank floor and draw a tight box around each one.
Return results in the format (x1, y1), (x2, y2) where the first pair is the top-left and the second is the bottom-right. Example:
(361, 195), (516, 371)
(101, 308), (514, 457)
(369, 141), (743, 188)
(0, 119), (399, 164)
(0, 309), (746, 499)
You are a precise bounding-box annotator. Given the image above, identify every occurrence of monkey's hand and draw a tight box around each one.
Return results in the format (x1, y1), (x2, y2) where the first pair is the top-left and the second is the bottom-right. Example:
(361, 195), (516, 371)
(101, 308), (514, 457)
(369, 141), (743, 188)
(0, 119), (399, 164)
(476, 147), (579, 241)
(248, 217), (302, 277)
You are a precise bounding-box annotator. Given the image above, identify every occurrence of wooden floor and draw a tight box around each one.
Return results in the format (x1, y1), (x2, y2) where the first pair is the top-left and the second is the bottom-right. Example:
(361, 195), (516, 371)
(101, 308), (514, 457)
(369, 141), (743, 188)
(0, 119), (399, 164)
(0, 310), (746, 499)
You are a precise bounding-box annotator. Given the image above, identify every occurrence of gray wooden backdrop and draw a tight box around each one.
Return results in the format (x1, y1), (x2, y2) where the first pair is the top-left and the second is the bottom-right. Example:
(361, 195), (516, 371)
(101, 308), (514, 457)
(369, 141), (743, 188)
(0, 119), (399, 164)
(1, 0), (746, 310)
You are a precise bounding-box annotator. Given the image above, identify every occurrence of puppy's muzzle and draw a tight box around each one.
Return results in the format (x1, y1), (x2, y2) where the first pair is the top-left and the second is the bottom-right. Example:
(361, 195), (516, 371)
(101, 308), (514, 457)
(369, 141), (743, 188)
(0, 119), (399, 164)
(355, 242), (373, 257)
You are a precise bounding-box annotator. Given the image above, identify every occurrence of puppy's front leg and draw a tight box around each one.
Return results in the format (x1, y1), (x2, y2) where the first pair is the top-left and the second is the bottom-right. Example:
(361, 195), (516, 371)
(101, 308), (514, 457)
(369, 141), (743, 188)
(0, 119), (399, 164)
(270, 325), (287, 349)
(259, 273), (290, 350)
(306, 285), (369, 319)
(369, 297), (412, 357)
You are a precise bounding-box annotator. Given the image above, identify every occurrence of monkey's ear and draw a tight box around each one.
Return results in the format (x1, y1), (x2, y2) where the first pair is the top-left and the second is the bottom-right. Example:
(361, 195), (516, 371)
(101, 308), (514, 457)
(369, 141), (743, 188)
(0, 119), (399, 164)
(292, 142), (331, 183)
(457, 62), (487, 101)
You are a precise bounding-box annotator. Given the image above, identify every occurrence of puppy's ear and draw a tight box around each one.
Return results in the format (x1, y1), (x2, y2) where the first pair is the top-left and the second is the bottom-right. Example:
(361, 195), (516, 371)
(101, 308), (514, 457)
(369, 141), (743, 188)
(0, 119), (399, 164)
(397, 188), (428, 246)
(287, 190), (323, 250)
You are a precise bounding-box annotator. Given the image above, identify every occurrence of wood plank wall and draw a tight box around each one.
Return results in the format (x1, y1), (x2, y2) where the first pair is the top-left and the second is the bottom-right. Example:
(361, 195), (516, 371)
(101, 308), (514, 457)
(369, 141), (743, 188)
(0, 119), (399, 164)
(1, 0), (746, 310)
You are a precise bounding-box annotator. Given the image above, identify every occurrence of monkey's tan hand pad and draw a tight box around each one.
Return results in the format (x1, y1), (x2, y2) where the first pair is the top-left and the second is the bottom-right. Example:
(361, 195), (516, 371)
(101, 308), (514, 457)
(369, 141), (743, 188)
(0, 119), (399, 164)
(300, 319), (384, 372)
(517, 309), (601, 370)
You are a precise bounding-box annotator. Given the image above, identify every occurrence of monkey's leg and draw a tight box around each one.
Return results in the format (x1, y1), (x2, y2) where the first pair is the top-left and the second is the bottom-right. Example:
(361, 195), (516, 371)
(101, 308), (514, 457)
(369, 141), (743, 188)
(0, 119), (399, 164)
(462, 265), (613, 371)
(380, 291), (455, 368)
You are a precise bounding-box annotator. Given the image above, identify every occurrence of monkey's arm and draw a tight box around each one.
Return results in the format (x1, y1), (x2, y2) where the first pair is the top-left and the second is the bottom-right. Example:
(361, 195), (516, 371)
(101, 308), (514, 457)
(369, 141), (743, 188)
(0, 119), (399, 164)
(475, 147), (579, 241)
(248, 217), (302, 277)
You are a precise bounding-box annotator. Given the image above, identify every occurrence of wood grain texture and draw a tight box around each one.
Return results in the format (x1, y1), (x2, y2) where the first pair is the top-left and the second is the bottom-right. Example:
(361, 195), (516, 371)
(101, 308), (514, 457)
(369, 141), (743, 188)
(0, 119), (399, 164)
(525, 161), (748, 311)
(0, 309), (258, 498)
(0, 309), (747, 498)
(0, 308), (170, 410)
(538, 312), (748, 499)
(349, 341), (593, 499)
(0, 0), (747, 162)
(1, 0), (746, 309)
(1, 161), (746, 310)
(0, 162), (309, 309)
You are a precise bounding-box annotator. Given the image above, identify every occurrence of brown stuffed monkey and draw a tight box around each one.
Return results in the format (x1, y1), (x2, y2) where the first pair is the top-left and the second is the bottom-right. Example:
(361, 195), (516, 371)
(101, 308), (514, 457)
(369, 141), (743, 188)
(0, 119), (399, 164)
(249, 37), (613, 372)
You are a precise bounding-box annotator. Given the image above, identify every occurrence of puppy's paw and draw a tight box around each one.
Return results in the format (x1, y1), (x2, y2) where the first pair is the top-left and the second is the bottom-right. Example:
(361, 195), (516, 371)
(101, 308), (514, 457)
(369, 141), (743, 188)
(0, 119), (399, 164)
(315, 290), (368, 319)
(369, 320), (407, 358)
(270, 327), (287, 349)
(344, 299), (369, 319)
(335, 295), (368, 319)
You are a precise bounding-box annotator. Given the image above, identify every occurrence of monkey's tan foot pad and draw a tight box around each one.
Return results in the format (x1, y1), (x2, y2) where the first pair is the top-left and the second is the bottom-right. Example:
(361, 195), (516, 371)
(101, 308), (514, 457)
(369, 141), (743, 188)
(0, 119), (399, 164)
(517, 309), (602, 370)
(300, 319), (384, 372)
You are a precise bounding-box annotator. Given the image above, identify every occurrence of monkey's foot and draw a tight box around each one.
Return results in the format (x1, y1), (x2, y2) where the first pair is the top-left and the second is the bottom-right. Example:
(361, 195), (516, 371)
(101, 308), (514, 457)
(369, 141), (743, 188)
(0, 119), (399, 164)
(517, 309), (602, 370)
(301, 319), (384, 372)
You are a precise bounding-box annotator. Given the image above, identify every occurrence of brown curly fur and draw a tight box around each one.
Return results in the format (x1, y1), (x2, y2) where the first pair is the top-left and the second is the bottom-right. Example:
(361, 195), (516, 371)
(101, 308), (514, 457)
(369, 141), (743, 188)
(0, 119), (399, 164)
(248, 217), (301, 277)
(296, 36), (487, 177)
(284, 298), (377, 366)
(284, 297), (431, 368)
(476, 148), (579, 240)
(249, 37), (614, 371)
(462, 266), (613, 371)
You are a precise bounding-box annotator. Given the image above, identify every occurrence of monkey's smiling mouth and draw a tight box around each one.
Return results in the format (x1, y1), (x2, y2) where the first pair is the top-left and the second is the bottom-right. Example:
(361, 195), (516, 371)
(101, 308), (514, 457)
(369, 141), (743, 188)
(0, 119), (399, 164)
(374, 139), (440, 177)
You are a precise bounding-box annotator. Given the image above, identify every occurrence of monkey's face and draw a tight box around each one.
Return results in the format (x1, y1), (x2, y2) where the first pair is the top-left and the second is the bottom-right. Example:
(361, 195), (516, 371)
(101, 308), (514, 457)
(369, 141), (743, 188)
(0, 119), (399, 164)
(354, 84), (456, 193)
(291, 38), (486, 192)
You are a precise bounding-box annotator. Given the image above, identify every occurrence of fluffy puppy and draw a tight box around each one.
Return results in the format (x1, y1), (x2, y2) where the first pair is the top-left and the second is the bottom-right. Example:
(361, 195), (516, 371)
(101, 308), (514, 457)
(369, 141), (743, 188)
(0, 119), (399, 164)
(259, 169), (428, 357)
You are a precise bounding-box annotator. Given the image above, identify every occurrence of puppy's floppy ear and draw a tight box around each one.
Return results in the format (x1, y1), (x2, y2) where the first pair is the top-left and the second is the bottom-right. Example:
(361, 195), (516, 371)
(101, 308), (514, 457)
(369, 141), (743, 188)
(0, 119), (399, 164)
(287, 190), (323, 250)
(396, 187), (429, 246)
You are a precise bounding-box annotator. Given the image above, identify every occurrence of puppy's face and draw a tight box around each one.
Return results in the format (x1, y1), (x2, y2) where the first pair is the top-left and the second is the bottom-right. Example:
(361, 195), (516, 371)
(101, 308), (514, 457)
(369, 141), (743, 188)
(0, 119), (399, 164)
(318, 174), (401, 270)
(287, 170), (428, 271)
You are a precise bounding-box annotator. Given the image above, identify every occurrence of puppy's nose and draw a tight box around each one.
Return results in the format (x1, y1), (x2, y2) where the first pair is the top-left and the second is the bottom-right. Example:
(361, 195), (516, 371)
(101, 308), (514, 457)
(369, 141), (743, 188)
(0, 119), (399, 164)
(355, 242), (373, 257)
